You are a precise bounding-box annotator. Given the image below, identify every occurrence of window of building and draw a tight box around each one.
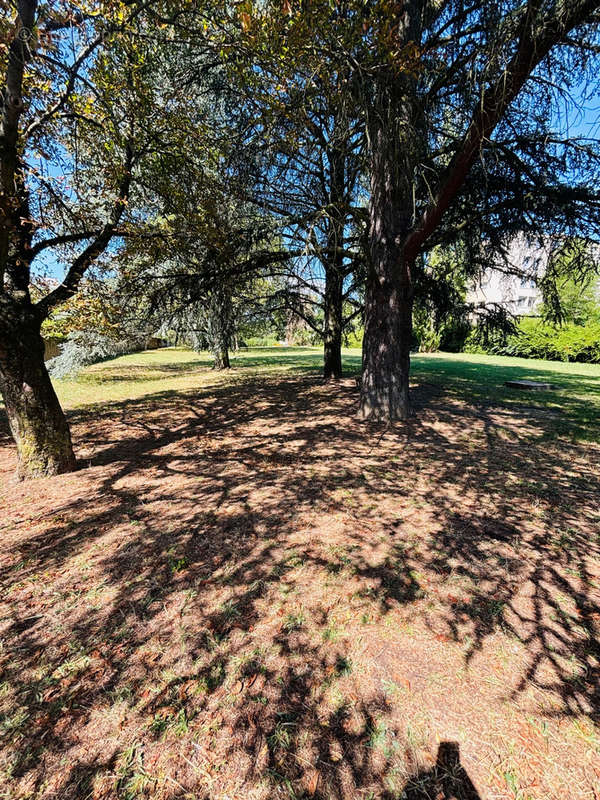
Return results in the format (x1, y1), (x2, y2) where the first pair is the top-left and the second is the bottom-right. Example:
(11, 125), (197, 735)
(520, 255), (539, 288)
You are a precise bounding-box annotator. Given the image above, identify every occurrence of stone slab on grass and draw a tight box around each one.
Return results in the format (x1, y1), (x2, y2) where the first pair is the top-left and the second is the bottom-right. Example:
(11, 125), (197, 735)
(504, 379), (557, 391)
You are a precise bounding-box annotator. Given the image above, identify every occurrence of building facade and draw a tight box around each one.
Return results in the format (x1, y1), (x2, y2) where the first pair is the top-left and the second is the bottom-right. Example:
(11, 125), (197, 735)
(467, 235), (554, 315)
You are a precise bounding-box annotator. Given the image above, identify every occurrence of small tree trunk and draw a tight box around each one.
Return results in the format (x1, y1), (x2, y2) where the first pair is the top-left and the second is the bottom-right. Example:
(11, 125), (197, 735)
(207, 288), (233, 370)
(323, 266), (343, 380)
(322, 144), (346, 381)
(323, 329), (342, 380)
(0, 320), (76, 479)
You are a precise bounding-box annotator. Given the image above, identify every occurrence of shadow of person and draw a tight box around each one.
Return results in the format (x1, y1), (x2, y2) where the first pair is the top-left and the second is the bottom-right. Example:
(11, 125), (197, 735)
(402, 741), (482, 800)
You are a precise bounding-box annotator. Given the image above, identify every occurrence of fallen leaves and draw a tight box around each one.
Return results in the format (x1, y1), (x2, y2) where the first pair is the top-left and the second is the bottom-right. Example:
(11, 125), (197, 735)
(1, 359), (599, 800)
(306, 769), (320, 796)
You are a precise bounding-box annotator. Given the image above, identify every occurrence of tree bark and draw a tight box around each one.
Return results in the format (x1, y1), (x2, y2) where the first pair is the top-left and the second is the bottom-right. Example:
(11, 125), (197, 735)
(0, 310), (76, 479)
(207, 287), (233, 370)
(0, 2), (134, 480)
(358, 87), (417, 421)
(357, 0), (423, 422)
(213, 346), (231, 370)
(358, 237), (413, 422)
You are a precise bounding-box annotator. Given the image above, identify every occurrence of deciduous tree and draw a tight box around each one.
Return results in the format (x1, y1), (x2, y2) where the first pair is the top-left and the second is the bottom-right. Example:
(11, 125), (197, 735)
(0, 0), (185, 478)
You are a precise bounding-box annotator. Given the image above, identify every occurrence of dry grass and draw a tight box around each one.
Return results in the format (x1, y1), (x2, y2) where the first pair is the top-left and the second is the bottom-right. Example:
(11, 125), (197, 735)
(0, 348), (599, 800)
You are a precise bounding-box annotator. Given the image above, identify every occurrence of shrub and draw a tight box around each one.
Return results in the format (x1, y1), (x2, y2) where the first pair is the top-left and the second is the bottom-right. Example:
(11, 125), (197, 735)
(439, 318), (472, 352)
(414, 319), (441, 352)
(47, 331), (140, 378)
(464, 317), (600, 363)
(244, 336), (280, 347)
(413, 313), (470, 353)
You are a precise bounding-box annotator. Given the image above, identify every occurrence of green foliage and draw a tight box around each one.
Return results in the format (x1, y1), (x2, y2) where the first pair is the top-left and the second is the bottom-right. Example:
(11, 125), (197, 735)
(465, 317), (600, 363)
(411, 244), (472, 353)
(540, 240), (600, 325)
(287, 324), (321, 347)
(543, 274), (600, 326)
(47, 331), (145, 379)
(244, 336), (280, 347)
(344, 328), (364, 349)
(39, 283), (124, 341)
(412, 306), (471, 354)
(439, 318), (472, 353)
(467, 246), (600, 363)
(413, 313), (441, 353)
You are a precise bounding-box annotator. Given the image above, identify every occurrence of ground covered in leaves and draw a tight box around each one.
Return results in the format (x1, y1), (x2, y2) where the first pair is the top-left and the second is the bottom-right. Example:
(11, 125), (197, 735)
(1, 348), (599, 800)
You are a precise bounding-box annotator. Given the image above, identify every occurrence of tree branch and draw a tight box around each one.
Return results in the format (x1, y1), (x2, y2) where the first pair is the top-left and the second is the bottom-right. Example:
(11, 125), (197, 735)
(404, 0), (600, 263)
(35, 144), (134, 316)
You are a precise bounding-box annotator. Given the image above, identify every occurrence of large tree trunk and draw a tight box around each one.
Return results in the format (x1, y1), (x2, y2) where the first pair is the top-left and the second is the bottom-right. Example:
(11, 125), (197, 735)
(358, 71), (419, 421)
(213, 346), (230, 370)
(358, 146), (414, 422)
(323, 263), (343, 380)
(0, 314), (76, 479)
(359, 258), (413, 421)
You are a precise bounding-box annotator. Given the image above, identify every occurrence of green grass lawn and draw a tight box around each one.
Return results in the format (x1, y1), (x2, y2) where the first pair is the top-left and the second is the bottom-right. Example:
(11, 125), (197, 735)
(52, 345), (600, 440)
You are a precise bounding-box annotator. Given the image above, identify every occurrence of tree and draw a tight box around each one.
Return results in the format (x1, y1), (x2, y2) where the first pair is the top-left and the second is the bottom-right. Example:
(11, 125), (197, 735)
(159, 275), (286, 367)
(540, 238), (600, 325)
(212, 0), (600, 416)
(163, 1), (369, 378)
(108, 41), (298, 373)
(242, 62), (367, 378)
(0, 1), (186, 478)
(357, 0), (600, 419)
(117, 192), (291, 371)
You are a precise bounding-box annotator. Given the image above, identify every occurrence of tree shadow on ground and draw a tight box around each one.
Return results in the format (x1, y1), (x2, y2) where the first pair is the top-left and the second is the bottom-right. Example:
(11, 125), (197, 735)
(0, 371), (598, 799)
